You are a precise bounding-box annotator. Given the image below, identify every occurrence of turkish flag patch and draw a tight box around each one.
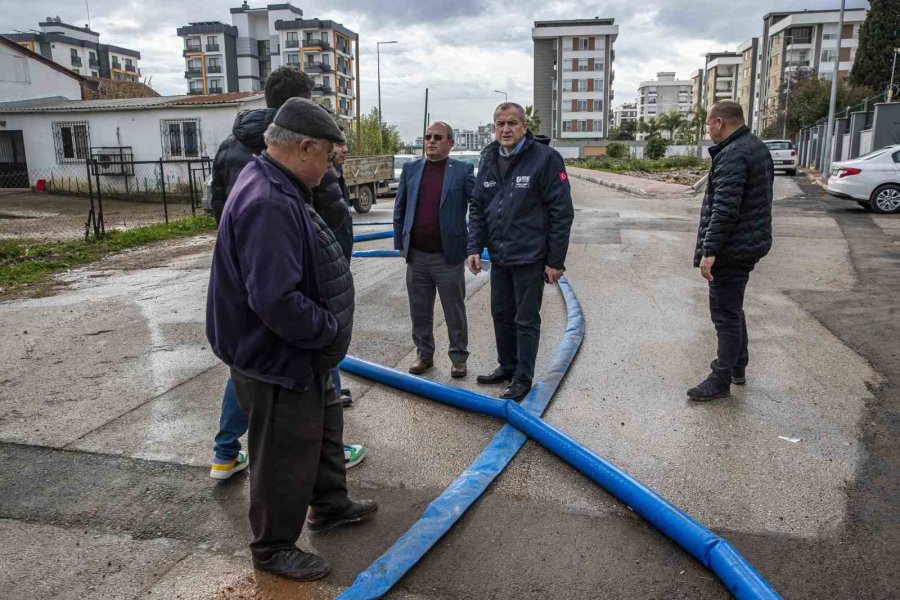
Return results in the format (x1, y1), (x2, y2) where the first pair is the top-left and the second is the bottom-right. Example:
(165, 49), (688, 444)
(559, 172), (568, 181)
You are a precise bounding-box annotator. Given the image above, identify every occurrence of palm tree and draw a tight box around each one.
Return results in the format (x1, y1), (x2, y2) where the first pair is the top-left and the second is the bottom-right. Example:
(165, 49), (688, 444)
(524, 105), (541, 132)
(639, 116), (662, 138)
(659, 111), (687, 140)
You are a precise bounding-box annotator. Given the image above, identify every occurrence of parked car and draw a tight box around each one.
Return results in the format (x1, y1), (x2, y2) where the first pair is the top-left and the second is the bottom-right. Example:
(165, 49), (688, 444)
(826, 145), (900, 214)
(449, 150), (482, 177)
(389, 154), (419, 191)
(763, 139), (798, 176)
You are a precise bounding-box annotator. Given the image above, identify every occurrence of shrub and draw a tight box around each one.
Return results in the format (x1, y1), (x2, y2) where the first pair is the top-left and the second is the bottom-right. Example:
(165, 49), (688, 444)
(645, 136), (669, 160)
(605, 142), (627, 159)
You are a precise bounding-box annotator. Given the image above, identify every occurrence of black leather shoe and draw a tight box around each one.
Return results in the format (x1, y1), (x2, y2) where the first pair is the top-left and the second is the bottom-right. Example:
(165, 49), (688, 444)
(476, 367), (514, 385)
(687, 374), (731, 401)
(252, 548), (330, 581)
(341, 387), (352, 397)
(500, 381), (531, 400)
(340, 393), (353, 407)
(308, 499), (378, 533)
(732, 367), (746, 385)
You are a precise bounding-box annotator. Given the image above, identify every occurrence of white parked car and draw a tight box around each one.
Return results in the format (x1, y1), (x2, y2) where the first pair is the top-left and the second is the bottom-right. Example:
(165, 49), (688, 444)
(826, 145), (900, 214)
(763, 139), (798, 176)
(449, 150), (482, 177)
(389, 154), (419, 191)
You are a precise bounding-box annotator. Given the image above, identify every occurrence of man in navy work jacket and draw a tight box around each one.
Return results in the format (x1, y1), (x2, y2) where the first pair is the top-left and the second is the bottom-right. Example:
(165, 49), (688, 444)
(467, 102), (574, 400)
(394, 121), (475, 378)
(207, 98), (376, 582)
(689, 99), (773, 401)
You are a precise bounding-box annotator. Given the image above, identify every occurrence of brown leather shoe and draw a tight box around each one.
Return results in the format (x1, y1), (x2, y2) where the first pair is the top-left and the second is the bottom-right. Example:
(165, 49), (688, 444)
(451, 362), (467, 378)
(408, 359), (433, 375)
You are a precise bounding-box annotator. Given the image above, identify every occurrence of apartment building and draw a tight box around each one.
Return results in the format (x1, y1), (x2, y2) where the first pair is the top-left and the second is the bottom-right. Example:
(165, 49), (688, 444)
(703, 52), (742, 110)
(613, 102), (637, 129)
(177, 2), (359, 119)
(532, 18), (618, 142)
(637, 72), (692, 137)
(4, 17), (141, 82)
(755, 8), (867, 133)
(690, 69), (704, 114)
(737, 38), (760, 130)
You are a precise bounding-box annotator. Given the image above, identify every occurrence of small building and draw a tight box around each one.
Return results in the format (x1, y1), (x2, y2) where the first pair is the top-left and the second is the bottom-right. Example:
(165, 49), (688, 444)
(637, 72), (692, 138)
(0, 92), (264, 189)
(613, 102), (637, 129)
(0, 35), (88, 103)
(3, 17), (142, 82)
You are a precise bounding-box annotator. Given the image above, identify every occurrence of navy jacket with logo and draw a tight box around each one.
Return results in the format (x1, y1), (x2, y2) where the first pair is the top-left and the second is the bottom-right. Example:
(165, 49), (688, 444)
(467, 132), (574, 269)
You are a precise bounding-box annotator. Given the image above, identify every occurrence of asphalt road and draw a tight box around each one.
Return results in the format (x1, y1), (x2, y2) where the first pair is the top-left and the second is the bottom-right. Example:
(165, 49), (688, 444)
(0, 176), (896, 599)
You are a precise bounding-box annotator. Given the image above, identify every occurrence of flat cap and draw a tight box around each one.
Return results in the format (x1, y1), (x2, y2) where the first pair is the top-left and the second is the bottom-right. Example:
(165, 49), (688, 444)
(273, 97), (346, 143)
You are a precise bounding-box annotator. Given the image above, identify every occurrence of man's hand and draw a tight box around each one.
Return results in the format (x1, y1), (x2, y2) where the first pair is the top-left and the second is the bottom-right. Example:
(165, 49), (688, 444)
(544, 266), (564, 285)
(699, 255), (716, 281)
(467, 254), (482, 275)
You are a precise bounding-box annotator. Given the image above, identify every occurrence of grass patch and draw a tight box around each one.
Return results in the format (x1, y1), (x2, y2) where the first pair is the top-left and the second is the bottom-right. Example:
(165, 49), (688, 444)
(567, 155), (707, 173)
(0, 215), (216, 293)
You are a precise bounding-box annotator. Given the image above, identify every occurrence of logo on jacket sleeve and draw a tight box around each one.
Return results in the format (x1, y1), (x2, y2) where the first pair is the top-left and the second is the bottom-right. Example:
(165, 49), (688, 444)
(483, 180), (497, 188)
(514, 175), (531, 189)
(559, 172), (568, 181)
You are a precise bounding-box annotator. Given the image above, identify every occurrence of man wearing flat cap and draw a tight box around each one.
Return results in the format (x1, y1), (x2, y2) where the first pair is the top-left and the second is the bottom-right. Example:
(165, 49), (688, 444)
(207, 98), (376, 582)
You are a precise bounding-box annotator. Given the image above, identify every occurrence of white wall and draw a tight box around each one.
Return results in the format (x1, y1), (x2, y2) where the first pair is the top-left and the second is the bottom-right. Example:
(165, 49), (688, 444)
(0, 49), (82, 102)
(0, 99), (265, 187)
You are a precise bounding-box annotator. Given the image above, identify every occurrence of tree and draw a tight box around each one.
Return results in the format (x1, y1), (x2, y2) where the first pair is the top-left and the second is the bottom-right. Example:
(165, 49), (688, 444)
(346, 107), (402, 156)
(850, 0), (900, 93)
(524, 105), (541, 132)
(658, 111), (687, 140)
(639, 117), (662, 138)
(781, 75), (871, 138)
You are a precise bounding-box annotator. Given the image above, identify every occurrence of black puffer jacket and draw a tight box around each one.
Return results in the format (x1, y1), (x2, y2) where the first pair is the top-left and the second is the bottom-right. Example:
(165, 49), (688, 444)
(313, 165), (353, 260)
(211, 108), (276, 222)
(306, 206), (354, 371)
(694, 126), (774, 267)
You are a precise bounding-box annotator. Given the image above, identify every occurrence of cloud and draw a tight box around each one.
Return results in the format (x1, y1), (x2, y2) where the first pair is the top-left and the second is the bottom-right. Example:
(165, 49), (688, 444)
(0, 0), (872, 140)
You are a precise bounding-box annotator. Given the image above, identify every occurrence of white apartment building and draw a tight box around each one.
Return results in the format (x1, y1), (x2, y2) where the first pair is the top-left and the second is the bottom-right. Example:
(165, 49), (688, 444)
(532, 18), (618, 142)
(4, 17), (142, 82)
(704, 52), (743, 110)
(613, 102), (637, 129)
(756, 7), (867, 133)
(637, 72), (692, 138)
(177, 2), (358, 120)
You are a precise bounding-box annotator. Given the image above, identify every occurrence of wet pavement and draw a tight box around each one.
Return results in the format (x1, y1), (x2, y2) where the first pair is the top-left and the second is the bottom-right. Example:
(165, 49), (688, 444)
(0, 178), (897, 599)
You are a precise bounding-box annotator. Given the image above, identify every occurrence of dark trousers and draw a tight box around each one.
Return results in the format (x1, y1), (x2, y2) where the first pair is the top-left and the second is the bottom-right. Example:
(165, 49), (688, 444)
(231, 369), (350, 560)
(490, 261), (545, 386)
(406, 248), (469, 363)
(707, 263), (753, 384)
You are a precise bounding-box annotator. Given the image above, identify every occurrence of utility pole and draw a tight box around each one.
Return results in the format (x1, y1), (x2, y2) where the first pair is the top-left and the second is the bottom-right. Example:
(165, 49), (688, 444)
(376, 40), (398, 128)
(782, 34), (793, 140)
(889, 48), (900, 102)
(822, 0), (845, 176)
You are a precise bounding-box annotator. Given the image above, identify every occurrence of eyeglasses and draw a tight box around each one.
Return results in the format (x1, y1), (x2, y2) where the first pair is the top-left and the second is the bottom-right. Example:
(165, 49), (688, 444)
(424, 134), (445, 141)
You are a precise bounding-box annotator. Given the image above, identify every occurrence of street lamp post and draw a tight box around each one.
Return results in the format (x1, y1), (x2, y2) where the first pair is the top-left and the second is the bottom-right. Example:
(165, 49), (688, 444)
(376, 40), (399, 127)
(782, 34), (793, 140)
(494, 89), (508, 102)
(889, 48), (900, 102)
(822, 0), (845, 176)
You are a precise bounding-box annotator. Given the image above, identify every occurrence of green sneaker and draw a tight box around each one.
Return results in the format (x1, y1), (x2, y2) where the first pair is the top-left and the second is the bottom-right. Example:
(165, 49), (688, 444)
(210, 450), (249, 480)
(343, 444), (366, 469)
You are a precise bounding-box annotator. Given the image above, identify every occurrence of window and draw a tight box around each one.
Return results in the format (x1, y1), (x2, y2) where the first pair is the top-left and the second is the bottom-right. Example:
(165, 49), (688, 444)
(576, 100), (588, 111)
(594, 61), (604, 71)
(577, 120), (587, 132)
(287, 53), (300, 65)
(323, 76), (330, 88)
(580, 38), (590, 50)
(578, 59), (589, 71)
(52, 121), (90, 163)
(594, 100), (603, 112)
(208, 78), (222, 92)
(70, 49), (77, 59)
(562, 79), (572, 91)
(823, 32), (837, 41)
(821, 49), (837, 63)
(562, 121), (572, 132)
(161, 119), (201, 158)
(208, 36), (217, 46)
(594, 79), (603, 90)
(286, 31), (298, 47)
(593, 120), (604, 133)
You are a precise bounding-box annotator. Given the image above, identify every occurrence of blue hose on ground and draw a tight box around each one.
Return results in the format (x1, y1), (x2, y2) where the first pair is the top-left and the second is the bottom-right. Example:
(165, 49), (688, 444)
(337, 278), (584, 600)
(353, 230), (394, 242)
(504, 402), (781, 600)
(351, 249), (401, 258)
(352, 221), (395, 226)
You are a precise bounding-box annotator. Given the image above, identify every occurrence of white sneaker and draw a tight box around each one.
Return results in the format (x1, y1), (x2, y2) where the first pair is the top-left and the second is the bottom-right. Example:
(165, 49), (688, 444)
(343, 444), (366, 469)
(209, 450), (249, 480)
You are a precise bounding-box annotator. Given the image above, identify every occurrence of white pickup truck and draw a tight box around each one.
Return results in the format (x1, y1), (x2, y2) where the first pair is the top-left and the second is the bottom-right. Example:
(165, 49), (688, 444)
(763, 139), (798, 176)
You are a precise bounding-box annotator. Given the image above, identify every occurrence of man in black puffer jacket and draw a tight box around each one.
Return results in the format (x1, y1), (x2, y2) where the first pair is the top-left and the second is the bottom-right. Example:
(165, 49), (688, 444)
(689, 100), (773, 401)
(210, 68), (313, 223)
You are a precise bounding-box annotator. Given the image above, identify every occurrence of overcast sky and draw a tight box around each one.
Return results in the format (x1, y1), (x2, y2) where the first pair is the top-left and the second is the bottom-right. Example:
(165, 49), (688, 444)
(1, 0), (869, 141)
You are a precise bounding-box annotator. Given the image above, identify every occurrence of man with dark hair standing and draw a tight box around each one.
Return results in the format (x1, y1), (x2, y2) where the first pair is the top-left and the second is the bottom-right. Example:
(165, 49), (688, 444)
(394, 121), (474, 378)
(467, 103), (573, 400)
(208, 98), (376, 580)
(689, 99), (773, 401)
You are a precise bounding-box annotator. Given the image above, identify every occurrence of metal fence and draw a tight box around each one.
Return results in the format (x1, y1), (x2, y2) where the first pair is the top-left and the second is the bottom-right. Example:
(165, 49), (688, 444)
(84, 157), (212, 239)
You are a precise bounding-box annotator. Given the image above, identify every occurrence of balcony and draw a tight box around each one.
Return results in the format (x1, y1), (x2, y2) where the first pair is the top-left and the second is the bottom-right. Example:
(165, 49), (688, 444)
(125, 64), (136, 73)
(112, 62), (122, 70)
(208, 86), (223, 94)
(312, 85), (334, 95)
(336, 43), (351, 55)
(188, 89), (204, 95)
(304, 38), (331, 50)
(89, 58), (99, 67)
(285, 39), (300, 48)
(206, 65), (222, 73)
(305, 61), (333, 74)
(185, 69), (203, 78)
(183, 46), (202, 56)
(205, 43), (220, 52)
(71, 57), (82, 67)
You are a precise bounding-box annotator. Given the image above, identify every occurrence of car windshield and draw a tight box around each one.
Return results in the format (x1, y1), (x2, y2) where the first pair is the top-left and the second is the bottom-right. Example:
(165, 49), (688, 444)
(394, 156), (415, 169)
(455, 155), (481, 167)
(765, 141), (794, 151)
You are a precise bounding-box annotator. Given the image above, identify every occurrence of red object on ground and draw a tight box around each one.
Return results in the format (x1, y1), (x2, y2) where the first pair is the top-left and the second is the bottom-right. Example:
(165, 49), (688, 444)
(35, 179), (46, 192)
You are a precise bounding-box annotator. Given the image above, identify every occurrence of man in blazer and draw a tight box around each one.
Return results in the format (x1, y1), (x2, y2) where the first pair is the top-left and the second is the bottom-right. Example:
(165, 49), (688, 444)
(393, 122), (475, 378)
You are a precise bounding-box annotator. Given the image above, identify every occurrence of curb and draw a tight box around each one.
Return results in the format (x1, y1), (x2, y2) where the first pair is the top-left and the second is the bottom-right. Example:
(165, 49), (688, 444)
(567, 171), (649, 197)
(800, 168), (828, 190)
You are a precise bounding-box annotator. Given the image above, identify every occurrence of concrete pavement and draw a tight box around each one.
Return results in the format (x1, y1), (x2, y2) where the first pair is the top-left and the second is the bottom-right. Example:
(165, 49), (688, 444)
(0, 177), (896, 599)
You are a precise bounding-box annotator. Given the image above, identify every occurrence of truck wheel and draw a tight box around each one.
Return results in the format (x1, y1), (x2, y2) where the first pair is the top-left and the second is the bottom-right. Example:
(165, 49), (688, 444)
(353, 185), (374, 213)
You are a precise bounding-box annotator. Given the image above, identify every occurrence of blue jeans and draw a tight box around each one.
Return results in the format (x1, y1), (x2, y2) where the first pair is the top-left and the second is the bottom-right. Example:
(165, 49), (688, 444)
(213, 377), (248, 461)
(214, 369), (344, 460)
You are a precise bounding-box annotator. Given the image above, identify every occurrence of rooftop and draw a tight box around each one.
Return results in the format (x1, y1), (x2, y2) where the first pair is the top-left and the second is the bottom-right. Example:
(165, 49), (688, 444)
(0, 92), (264, 113)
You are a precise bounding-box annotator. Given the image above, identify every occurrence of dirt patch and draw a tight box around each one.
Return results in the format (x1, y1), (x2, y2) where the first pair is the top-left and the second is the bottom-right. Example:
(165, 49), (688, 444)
(621, 167), (707, 186)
